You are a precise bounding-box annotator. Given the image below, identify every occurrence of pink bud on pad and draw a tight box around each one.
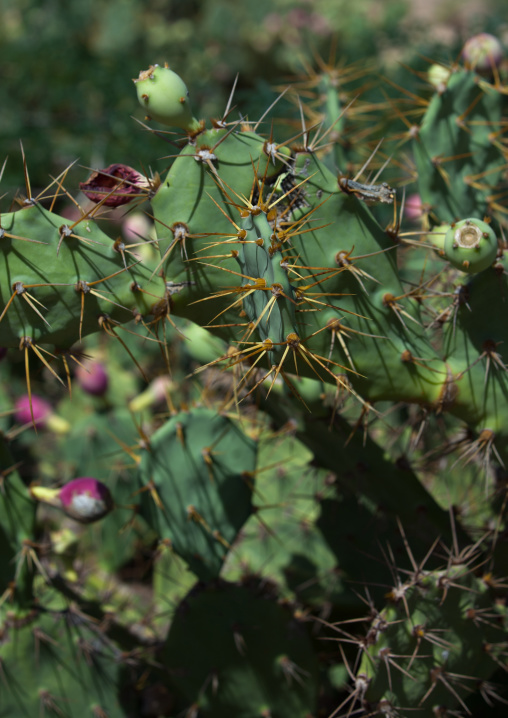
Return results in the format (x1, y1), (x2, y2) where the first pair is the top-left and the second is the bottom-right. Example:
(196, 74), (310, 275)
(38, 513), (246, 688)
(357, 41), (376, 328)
(75, 360), (109, 396)
(15, 394), (51, 426)
(404, 194), (423, 221)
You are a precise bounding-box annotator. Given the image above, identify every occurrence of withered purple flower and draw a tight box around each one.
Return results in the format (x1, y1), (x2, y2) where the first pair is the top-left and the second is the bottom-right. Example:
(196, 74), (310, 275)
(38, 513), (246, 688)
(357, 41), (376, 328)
(79, 164), (149, 207)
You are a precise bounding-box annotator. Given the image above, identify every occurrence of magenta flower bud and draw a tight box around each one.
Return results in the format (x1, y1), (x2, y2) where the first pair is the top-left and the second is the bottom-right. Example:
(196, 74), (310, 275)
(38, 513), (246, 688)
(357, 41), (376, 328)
(404, 193), (424, 222)
(14, 394), (70, 433)
(128, 375), (173, 412)
(75, 359), (109, 396)
(15, 394), (52, 426)
(79, 164), (149, 207)
(461, 33), (503, 73)
(59, 477), (114, 523)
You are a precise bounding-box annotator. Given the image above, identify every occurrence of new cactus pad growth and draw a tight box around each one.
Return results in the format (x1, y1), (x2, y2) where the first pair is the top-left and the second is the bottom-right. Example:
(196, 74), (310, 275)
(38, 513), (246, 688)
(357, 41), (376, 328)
(1, 28), (508, 718)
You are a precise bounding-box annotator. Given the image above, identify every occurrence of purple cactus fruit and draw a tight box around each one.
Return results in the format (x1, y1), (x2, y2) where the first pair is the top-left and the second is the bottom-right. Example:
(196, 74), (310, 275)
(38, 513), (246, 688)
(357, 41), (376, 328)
(15, 394), (52, 426)
(75, 359), (109, 396)
(59, 477), (114, 523)
(461, 33), (503, 73)
(0, 347), (7, 361)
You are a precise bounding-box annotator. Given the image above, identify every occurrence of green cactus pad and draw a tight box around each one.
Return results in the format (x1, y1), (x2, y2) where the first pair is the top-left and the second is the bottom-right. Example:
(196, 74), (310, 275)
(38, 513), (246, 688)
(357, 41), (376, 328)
(137, 408), (257, 580)
(0, 204), (163, 349)
(356, 565), (508, 716)
(0, 435), (36, 606)
(150, 129), (452, 406)
(163, 580), (319, 718)
(0, 609), (128, 717)
(413, 67), (505, 224)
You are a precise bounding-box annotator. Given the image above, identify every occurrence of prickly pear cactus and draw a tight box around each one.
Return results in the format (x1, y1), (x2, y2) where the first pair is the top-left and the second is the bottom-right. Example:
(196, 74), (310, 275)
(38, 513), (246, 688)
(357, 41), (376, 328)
(412, 66), (506, 224)
(1, 31), (508, 718)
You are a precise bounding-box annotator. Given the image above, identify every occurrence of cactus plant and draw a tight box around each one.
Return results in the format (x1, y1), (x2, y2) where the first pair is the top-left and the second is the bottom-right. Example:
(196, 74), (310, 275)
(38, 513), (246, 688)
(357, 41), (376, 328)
(1, 30), (508, 718)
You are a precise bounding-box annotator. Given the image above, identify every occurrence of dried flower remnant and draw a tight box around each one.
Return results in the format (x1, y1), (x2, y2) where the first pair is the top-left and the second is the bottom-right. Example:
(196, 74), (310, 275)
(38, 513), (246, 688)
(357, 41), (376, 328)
(79, 164), (149, 207)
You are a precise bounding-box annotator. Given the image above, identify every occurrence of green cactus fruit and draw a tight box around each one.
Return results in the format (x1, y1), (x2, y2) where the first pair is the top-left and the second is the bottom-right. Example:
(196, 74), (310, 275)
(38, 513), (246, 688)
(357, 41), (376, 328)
(442, 217), (498, 274)
(427, 63), (452, 92)
(137, 407), (258, 580)
(163, 580), (319, 718)
(134, 64), (201, 132)
(234, 209), (300, 366)
(425, 224), (448, 252)
(439, 252), (508, 455)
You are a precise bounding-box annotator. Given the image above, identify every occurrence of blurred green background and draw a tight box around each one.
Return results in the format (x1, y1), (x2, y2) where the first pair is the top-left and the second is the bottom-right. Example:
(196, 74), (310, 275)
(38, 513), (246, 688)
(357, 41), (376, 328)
(0, 0), (506, 201)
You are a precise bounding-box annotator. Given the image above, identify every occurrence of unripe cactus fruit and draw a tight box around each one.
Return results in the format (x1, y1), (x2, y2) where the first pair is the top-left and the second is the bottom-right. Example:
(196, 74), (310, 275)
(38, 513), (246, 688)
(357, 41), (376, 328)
(461, 33), (503, 73)
(427, 63), (452, 92)
(443, 218), (498, 274)
(133, 64), (201, 131)
(31, 477), (114, 523)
